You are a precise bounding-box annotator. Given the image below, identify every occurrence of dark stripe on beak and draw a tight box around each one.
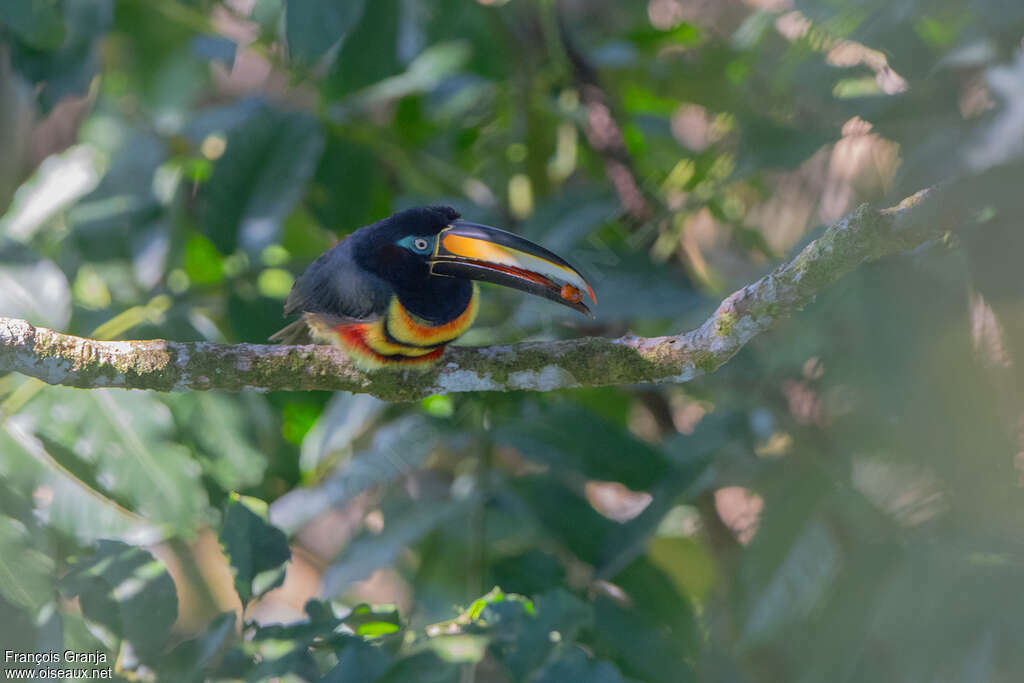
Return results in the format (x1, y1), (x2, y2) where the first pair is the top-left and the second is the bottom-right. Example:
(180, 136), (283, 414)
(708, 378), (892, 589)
(429, 221), (596, 317)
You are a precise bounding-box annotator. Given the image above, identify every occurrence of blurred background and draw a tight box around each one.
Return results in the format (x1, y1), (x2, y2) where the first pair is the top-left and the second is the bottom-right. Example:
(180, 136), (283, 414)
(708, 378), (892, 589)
(1, 0), (1024, 681)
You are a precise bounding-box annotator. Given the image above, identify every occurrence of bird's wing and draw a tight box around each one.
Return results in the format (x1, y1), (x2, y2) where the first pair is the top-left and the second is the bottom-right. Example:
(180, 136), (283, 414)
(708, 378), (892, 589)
(282, 239), (392, 323)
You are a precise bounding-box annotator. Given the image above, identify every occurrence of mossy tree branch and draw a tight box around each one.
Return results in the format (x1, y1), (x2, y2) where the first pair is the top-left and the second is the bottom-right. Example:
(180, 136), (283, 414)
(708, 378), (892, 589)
(0, 189), (954, 401)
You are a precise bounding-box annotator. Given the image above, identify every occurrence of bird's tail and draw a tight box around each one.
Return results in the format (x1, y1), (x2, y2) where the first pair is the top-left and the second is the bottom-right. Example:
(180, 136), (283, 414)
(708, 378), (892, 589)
(269, 318), (313, 345)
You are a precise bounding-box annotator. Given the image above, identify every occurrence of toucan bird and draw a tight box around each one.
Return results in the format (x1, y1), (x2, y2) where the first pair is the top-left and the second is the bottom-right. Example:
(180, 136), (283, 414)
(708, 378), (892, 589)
(271, 206), (596, 369)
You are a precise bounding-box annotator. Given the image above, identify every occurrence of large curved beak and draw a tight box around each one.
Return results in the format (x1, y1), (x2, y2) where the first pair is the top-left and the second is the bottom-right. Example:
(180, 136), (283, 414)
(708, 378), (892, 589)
(429, 221), (596, 316)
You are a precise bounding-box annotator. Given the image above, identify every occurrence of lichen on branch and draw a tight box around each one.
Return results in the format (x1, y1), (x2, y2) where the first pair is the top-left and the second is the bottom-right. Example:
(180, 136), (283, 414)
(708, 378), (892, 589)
(0, 189), (951, 401)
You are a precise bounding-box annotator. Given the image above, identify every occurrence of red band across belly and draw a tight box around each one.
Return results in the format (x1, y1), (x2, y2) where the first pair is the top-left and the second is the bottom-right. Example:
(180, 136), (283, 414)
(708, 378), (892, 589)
(335, 324), (446, 369)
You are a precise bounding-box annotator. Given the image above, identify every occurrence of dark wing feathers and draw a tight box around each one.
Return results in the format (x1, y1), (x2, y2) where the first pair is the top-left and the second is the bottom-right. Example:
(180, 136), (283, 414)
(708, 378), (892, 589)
(281, 238), (392, 322)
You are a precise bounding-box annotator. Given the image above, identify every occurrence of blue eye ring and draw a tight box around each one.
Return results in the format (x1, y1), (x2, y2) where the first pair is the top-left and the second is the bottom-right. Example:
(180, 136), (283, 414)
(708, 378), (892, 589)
(398, 235), (434, 254)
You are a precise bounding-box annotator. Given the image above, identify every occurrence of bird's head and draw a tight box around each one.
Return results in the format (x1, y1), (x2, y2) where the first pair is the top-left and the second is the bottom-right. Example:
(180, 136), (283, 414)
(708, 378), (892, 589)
(354, 206), (596, 316)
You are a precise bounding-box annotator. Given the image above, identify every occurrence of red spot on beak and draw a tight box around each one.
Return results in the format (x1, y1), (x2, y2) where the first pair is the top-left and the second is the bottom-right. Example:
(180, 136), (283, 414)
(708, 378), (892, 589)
(560, 284), (583, 303)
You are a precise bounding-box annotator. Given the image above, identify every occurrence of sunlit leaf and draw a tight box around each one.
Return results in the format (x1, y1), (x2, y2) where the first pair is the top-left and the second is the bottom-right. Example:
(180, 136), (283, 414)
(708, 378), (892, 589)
(17, 387), (207, 534)
(0, 416), (160, 544)
(274, 414), (438, 533)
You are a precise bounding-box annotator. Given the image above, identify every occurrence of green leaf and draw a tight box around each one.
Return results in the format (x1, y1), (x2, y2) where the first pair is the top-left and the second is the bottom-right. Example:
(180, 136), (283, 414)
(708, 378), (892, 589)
(322, 638), (392, 683)
(274, 414), (439, 533)
(597, 416), (727, 577)
(496, 405), (671, 490)
(735, 117), (835, 173)
(591, 558), (698, 683)
(343, 603), (401, 633)
(475, 588), (592, 680)
(1, 408), (165, 544)
(465, 586), (512, 619)
(323, 0), (401, 100)
(376, 651), (459, 683)
(60, 540), (177, 663)
(513, 477), (615, 565)
(246, 644), (319, 682)
(322, 496), (472, 595)
(183, 233), (224, 285)
(286, 0), (365, 66)
(647, 536), (716, 604)
(163, 393), (270, 492)
(0, 515), (54, 616)
(157, 611), (237, 681)
(0, 0), (66, 50)
(533, 648), (631, 683)
(18, 387), (207, 535)
(201, 105), (325, 254)
(308, 133), (380, 236)
(250, 598), (342, 645)
(739, 518), (842, 647)
(219, 495), (291, 604)
(355, 621), (400, 637)
(351, 42), (471, 106)
(0, 593), (65, 670)
(416, 634), (489, 663)
(7, 0), (111, 111)
(297, 392), (385, 477)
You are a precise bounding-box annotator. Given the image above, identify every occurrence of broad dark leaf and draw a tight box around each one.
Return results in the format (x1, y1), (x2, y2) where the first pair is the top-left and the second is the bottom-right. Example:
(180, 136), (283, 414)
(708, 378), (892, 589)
(533, 648), (632, 683)
(246, 646), (320, 682)
(60, 540), (177, 663)
(286, 0), (366, 66)
(157, 611), (238, 681)
(377, 652), (460, 683)
(322, 638), (392, 683)
(512, 477), (615, 565)
(496, 404), (671, 490)
(0, 0), (65, 50)
(590, 558), (698, 683)
(201, 105), (325, 254)
(323, 0), (401, 100)
(6, 0), (111, 111)
(480, 588), (593, 680)
(219, 495), (291, 604)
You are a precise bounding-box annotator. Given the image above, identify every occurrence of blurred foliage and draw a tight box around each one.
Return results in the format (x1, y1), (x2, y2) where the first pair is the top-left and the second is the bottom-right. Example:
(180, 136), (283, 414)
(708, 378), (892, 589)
(2, 0), (1024, 681)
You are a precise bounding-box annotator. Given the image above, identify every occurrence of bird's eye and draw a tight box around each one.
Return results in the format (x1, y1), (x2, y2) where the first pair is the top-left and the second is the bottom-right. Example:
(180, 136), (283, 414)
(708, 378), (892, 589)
(413, 238), (430, 252)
